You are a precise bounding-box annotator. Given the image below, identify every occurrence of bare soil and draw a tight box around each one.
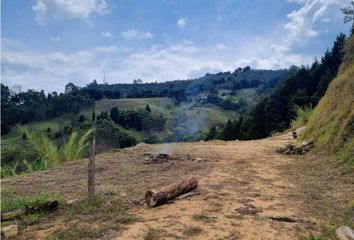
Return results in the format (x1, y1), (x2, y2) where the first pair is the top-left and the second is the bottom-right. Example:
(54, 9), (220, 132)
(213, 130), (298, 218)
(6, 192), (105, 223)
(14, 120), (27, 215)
(2, 133), (352, 239)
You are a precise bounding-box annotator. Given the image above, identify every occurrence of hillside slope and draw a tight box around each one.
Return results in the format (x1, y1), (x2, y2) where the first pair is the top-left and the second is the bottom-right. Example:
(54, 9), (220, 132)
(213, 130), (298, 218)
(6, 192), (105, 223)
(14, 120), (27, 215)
(1, 133), (304, 239)
(302, 36), (354, 164)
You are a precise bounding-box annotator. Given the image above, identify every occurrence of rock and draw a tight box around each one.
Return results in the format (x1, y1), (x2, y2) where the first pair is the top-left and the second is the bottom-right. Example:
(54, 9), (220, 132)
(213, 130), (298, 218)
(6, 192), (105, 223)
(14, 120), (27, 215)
(66, 199), (79, 205)
(1, 225), (19, 238)
(336, 226), (354, 240)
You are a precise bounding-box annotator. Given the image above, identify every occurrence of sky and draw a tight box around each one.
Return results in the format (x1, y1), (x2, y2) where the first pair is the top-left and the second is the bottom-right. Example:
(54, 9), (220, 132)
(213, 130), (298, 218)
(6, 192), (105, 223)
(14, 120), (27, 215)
(1, 0), (351, 93)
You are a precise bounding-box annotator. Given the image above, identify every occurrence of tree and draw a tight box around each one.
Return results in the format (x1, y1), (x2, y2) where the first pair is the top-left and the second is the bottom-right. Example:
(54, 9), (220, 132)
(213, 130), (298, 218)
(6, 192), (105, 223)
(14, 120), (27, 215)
(145, 104), (151, 113)
(341, 1), (354, 34)
(205, 125), (217, 141)
(110, 107), (119, 124)
(221, 119), (234, 141)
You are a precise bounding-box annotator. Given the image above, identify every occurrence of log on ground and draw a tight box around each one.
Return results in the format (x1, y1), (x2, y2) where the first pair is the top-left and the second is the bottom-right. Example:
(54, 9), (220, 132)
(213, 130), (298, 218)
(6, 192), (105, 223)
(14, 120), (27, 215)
(145, 178), (198, 207)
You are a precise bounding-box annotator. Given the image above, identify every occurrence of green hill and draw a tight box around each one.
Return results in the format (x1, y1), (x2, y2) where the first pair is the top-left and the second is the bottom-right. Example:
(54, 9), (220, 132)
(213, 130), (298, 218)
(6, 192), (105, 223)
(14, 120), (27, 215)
(302, 36), (354, 164)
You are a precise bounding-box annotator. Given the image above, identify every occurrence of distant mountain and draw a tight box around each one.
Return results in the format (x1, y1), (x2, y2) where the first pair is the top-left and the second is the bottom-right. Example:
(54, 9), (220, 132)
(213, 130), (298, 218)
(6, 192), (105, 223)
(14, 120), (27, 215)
(80, 68), (288, 101)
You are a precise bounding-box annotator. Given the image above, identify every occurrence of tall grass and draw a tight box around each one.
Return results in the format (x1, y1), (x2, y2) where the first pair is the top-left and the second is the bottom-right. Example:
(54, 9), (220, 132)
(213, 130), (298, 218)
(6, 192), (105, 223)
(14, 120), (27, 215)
(63, 129), (93, 161)
(13, 127), (93, 175)
(18, 126), (61, 169)
(290, 105), (313, 129)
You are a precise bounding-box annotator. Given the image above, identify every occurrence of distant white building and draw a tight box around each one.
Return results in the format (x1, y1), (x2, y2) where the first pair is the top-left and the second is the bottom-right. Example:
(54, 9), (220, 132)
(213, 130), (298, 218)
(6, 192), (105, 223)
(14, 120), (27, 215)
(65, 83), (76, 94)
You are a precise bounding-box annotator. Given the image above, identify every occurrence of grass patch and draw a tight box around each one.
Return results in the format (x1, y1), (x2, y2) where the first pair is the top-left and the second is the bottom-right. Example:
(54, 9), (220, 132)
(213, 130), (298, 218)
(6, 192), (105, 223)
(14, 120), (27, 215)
(183, 226), (203, 236)
(21, 213), (40, 225)
(290, 105), (313, 129)
(144, 228), (163, 240)
(284, 153), (354, 240)
(192, 214), (213, 222)
(51, 195), (136, 239)
(1, 195), (52, 212)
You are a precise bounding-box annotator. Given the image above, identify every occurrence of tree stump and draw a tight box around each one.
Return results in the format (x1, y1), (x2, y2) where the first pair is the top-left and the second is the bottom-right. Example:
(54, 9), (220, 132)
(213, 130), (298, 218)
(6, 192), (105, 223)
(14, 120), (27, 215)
(145, 178), (198, 207)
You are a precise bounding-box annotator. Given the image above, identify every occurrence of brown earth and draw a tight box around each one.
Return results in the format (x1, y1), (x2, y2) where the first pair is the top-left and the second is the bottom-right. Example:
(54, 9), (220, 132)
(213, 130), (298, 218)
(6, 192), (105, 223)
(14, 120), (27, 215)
(1, 133), (326, 239)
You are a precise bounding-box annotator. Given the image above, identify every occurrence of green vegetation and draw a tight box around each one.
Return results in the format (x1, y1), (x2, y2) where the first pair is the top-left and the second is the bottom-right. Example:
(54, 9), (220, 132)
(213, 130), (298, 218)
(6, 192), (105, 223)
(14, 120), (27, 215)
(51, 195), (135, 239)
(302, 36), (354, 165)
(290, 105), (313, 129)
(1, 127), (94, 177)
(63, 129), (93, 161)
(1, 195), (51, 212)
(217, 33), (347, 140)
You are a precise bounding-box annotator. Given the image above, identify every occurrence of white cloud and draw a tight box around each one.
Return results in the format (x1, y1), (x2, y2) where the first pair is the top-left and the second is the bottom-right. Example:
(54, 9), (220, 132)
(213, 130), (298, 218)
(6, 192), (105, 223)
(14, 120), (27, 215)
(275, 0), (347, 53)
(100, 31), (112, 38)
(2, 39), (122, 92)
(32, 0), (108, 25)
(215, 43), (226, 50)
(108, 42), (231, 83)
(50, 36), (61, 42)
(177, 18), (187, 28)
(121, 29), (154, 39)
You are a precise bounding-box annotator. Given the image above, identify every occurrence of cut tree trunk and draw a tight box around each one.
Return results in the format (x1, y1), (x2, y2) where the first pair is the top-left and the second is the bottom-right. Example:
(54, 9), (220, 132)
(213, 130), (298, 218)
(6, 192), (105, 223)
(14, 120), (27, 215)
(145, 178), (198, 207)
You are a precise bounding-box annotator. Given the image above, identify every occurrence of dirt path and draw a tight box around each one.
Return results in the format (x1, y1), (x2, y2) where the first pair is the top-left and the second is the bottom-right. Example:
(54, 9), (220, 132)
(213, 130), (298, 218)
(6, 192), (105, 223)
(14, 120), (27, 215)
(116, 134), (303, 240)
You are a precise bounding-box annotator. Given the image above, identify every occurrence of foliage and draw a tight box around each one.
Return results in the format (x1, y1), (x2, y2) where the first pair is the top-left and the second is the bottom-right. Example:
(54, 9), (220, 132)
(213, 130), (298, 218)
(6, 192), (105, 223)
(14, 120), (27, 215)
(290, 105), (313, 129)
(218, 33), (347, 140)
(19, 126), (61, 169)
(63, 129), (94, 161)
(95, 119), (136, 150)
(302, 36), (354, 165)
(1, 195), (51, 211)
(81, 68), (287, 101)
(205, 125), (217, 141)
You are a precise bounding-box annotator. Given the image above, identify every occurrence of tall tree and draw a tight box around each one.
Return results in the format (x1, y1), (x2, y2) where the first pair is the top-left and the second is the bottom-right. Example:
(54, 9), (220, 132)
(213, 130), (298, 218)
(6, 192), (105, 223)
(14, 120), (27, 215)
(110, 107), (119, 124)
(341, 1), (354, 34)
(145, 104), (151, 113)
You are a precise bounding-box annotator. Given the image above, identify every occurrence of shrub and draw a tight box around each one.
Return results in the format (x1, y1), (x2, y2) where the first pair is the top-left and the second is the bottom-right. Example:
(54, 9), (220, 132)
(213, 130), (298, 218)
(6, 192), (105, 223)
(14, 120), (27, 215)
(290, 105), (313, 129)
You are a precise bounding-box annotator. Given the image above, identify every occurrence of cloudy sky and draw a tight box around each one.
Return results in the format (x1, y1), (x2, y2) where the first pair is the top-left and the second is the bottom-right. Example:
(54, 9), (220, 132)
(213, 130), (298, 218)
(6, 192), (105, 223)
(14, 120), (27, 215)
(1, 0), (351, 93)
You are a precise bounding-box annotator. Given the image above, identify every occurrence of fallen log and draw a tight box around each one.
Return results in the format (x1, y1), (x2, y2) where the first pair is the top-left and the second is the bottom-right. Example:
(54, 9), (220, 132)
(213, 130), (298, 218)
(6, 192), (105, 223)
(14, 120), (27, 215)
(1, 209), (26, 221)
(1, 200), (59, 221)
(145, 178), (198, 207)
(336, 226), (354, 240)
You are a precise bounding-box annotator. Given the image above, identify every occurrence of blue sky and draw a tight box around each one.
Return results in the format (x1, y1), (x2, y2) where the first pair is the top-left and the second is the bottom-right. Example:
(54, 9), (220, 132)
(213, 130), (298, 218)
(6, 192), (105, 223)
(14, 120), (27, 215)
(1, 0), (351, 93)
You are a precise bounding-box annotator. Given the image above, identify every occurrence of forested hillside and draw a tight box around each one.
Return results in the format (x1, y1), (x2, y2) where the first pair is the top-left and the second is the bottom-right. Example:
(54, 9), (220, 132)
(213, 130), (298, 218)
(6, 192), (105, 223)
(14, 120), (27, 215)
(214, 33), (347, 140)
(302, 35), (354, 164)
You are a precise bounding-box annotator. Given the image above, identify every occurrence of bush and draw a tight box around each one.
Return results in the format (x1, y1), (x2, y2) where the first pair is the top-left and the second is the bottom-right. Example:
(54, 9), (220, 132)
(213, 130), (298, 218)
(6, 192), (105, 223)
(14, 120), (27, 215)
(290, 105), (313, 129)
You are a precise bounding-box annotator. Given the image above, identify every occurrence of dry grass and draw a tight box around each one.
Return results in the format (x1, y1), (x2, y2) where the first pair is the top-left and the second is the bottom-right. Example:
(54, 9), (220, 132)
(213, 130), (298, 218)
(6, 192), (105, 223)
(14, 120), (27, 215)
(302, 37), (354, 165)
(283, 152), (354, 239)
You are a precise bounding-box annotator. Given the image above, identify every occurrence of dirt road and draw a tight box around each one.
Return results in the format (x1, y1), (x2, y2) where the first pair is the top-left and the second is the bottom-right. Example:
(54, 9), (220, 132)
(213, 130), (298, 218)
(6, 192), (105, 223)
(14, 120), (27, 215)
(116, 134), (303, 239)
(2, 133), (310, 239)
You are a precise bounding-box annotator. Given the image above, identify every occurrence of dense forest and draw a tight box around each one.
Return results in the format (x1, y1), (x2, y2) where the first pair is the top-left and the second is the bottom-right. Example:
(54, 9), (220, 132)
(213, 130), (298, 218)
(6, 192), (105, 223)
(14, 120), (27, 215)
(81, 68), (287, 101)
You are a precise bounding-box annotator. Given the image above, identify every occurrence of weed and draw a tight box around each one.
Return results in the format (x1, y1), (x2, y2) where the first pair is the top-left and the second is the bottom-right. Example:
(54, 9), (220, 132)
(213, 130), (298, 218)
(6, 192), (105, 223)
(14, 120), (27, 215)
(192, 214), (213, 222)
(290, 105), (313, 129)
(22, 214), (40, 225)
(183, 226), (203, 236)
(63, 129), (93, 161)
(144, 228), (161, 240)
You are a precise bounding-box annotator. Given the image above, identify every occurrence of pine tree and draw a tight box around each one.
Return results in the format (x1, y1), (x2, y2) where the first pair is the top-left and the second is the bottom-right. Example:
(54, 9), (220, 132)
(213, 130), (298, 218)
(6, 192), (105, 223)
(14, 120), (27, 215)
(222, 119), (234, 141)
(205, 125), (217, 141)
(110, 107), (119, 123)
(145, 104), (151, 113)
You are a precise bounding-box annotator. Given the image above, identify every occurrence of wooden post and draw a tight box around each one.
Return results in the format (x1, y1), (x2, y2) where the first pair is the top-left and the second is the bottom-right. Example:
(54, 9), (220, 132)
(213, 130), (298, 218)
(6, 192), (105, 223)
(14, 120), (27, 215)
(88, 106), (96, 197)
